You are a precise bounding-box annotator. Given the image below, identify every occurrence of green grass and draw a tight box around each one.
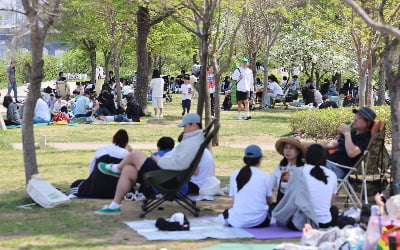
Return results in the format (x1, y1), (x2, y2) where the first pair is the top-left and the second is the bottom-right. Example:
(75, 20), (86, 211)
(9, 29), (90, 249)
(0, 94), (295, 249)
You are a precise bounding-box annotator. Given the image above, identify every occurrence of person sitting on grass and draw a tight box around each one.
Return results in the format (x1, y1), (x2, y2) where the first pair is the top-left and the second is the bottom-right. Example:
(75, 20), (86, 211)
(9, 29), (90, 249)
(2, 95), (22, 126)
(302, 107), (375, 179)
(98, 95), (144, 123)
(95, 113), (204, 215)
(188, 148), (216, 194)
(270, 137), (305, 204)
(219, 145), (273, 228)
(273, 144), (338, 230)
(70, 129), (131, 199)
(33, 97), (51, 124)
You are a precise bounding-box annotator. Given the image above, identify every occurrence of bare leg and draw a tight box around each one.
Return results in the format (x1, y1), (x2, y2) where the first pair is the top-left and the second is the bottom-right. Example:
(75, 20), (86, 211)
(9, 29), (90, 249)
(244, 99), (249, 112)
(113, 164), (138, 204)
(154, 108), (157, 116)
(117, 151), (148, 172)
(237, 100), (242, 113)
(159, 108), (163, 116)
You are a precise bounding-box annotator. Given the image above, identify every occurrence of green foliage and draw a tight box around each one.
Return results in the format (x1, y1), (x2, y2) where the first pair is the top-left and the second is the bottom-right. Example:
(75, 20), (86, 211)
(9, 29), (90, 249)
(290, 106), (392, 140)
(61, 48), (91, 74)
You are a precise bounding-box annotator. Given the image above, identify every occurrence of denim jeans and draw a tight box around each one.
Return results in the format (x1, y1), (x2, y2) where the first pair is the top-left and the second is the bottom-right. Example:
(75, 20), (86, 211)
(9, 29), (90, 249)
(325, 160), (347, 179)
(33, 117), (49, 124)
(7, 81), (17, 101)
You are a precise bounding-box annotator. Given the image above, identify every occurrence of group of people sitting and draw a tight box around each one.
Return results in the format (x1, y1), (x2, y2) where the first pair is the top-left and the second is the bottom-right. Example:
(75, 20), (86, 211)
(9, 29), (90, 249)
(221, 106), (376, 231)
(69, 113), (215, 215)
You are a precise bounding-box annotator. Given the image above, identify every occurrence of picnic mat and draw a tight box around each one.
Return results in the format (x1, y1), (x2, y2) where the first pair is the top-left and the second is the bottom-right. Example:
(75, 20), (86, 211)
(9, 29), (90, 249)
(124, 217), (253, 240)
(6, 122), (78, 129)
(92, 119), (148, 125)
(244, 224), (302, 240)
(199, 243), (278, 250)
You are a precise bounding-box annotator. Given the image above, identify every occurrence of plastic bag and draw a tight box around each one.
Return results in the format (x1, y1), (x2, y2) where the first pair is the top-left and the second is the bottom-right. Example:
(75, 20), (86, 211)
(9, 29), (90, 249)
(199, 176), (224, 196)
(26, 174), (69, 208)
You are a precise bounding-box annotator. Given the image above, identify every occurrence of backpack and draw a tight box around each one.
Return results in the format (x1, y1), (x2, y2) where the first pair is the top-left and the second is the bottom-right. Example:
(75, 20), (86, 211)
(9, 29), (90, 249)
(53, 112), (70, 123)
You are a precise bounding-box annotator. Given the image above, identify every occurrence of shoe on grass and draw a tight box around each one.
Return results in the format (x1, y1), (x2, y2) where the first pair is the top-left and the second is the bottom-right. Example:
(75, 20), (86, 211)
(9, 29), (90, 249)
(95, 205), (121, 215)
(98, 162), (120, 177)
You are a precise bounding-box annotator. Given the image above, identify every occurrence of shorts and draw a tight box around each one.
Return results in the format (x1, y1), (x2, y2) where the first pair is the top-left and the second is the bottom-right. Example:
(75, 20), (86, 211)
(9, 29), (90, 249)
(152, 97), (163, 108)
(137, 157), (161, 183)
(236, 91), (249, 101)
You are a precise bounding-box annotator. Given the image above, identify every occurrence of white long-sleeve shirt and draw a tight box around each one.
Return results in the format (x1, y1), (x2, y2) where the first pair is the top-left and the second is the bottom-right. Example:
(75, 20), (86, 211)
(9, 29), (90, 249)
(158, 130), (204, 171)
(232, 67), (254, 92)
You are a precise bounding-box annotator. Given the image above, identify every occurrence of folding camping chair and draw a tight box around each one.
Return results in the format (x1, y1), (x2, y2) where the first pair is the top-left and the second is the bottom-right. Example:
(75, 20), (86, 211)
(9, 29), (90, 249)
(330, 120), (390, 208)
(139, 120), (220, 218)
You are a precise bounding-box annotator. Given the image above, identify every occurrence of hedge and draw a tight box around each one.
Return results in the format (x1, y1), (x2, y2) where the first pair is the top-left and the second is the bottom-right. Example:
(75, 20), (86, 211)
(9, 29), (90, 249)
(290, 106), (392, 141)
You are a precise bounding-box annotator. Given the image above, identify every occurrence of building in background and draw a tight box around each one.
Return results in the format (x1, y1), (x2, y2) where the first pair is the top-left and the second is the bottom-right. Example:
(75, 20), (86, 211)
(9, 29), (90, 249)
(0, 0), (69, 60)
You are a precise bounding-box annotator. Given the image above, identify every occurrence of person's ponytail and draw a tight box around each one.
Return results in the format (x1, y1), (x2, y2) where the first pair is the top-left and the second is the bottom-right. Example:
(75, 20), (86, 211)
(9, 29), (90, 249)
(306, 144), (328, 184)
(236, 157), (260, 191)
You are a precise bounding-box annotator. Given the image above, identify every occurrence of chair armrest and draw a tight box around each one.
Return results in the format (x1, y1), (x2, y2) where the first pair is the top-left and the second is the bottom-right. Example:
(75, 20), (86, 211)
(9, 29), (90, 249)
(326, 160), (357, 171)
(143, 169), (181, 184)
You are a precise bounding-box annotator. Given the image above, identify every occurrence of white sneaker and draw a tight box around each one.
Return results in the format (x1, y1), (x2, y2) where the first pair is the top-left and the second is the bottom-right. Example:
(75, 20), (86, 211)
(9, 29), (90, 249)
(159, 114), (164, 118)
(237, 114), (242, 120)
(151, 114), (157, 117)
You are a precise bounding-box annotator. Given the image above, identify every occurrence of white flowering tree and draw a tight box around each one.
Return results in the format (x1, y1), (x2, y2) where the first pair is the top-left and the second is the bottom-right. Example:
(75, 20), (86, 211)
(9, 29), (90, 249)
(273, 30), (357, 85)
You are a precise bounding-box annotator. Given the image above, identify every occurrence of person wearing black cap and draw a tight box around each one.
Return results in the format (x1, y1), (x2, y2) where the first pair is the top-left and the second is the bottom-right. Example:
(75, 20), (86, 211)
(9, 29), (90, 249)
(302, 107), (376, 178)
(219, 145), (273, 228)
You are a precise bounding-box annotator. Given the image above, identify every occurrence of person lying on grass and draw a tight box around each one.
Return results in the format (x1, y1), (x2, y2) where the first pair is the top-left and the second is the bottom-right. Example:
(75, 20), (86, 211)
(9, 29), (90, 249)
(219, 145), (273, 228)
(95, 113), (204, 215)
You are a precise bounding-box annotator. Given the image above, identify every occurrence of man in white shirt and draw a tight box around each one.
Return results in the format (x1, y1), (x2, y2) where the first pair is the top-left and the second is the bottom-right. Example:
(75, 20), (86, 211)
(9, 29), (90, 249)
(192, 61), (201, 77)
(288, 75), (300, 90)
(189, 148), (215, 194)
(180, 75), (193, 116)
(232, 58), (254, 120)
(309, 86), (323, 106)
(263, 75), (283, 108)
(33, 98), (51, 123)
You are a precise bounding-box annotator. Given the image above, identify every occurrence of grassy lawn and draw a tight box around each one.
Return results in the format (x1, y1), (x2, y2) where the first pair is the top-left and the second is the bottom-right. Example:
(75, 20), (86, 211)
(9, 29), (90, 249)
(0, 95), (296, 249)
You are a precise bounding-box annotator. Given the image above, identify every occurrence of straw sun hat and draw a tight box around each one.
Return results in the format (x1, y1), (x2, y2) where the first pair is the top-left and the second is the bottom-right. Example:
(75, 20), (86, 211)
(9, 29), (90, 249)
(275, 137), (306, 156)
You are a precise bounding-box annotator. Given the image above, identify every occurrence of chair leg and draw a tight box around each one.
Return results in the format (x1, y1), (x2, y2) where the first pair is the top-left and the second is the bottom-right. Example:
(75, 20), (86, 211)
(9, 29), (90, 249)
(343, 181), (362, 208)
(140, 197), (168, 218)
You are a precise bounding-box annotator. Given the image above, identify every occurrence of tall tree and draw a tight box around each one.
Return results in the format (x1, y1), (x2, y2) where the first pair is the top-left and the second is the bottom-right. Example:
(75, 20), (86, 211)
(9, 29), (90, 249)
(0, 0), (62, 183)
(134, 3), (168, 112)
(342, 0), (400, 194)
(163, 0), (220, 126)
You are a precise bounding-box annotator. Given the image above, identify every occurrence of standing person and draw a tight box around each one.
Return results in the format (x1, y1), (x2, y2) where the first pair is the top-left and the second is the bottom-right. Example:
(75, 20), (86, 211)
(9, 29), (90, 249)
(6, 61), (18, 102)
(263, 74), (283, 109)
(149, 69), (164, 118)
(96, 64), (104, 79)
(219, 145), (273, 228)
(232, 58), (253, 120)
(57, 72), (66, 81)
(207, 66), (216, 116)
(180, 75), (192, 116)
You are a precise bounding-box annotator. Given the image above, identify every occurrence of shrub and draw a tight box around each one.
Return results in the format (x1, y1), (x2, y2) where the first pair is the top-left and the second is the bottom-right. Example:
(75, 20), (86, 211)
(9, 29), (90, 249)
(290, 106), (391, 141)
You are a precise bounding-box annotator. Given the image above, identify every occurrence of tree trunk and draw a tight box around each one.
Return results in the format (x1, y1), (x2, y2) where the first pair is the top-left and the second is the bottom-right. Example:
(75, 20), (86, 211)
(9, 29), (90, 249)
(262, 48), (270, 107)
(334, 72), (342, 92)
(103, 49), (111, 83)
(358, 71), (366, 107)
(382, 37), (400, 194)
(197, 37), (211, 126)
(22, 24), (45, 184)
(111, 43), (122, 106)
(378, 63), (386, 105)
(366, 66), (377, 106)
(135, 6), (151, 113)
(212, 57), (222, 146)
(90, 49), (96, 84)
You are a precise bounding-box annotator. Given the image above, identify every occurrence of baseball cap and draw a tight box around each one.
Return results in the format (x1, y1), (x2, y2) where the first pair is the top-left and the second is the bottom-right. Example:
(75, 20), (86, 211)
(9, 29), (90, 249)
(352, 107), (376, 121)
(241, 58), (249, 63)
(177, 113), (201, 127)
(244, 145), (263, 158)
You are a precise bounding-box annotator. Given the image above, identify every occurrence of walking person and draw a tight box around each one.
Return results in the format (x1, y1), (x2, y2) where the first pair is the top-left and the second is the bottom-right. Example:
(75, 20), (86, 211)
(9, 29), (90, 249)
(6, 61), (18, 102)
(232, 58), (253, 120)
(207, 66), (216, 116)
(180, 75), (192, 116)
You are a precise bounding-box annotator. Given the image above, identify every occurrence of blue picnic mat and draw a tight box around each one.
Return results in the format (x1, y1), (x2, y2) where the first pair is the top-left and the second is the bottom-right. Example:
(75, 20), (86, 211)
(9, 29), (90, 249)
(199, 243), (278, 250)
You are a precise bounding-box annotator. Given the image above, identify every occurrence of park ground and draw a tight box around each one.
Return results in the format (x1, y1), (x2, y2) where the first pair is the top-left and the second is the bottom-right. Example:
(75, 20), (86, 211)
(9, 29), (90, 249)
(1, 86), (313, 249)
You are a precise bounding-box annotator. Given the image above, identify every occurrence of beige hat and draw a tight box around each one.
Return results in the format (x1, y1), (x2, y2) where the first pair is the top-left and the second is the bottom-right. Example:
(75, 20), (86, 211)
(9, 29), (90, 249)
(275, 137), (306, 157)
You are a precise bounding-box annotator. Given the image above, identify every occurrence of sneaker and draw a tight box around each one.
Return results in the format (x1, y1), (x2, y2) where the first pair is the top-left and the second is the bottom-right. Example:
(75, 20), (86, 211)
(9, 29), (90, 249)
(151, 114), (157, 117)
(95, 205), (121, 215)
(245, 116), (251, 120)
(98, 162), (120, 177)
(237, 114), (242, 120)
(182, 112), (185, 116)
(159, 114), (164, 118)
